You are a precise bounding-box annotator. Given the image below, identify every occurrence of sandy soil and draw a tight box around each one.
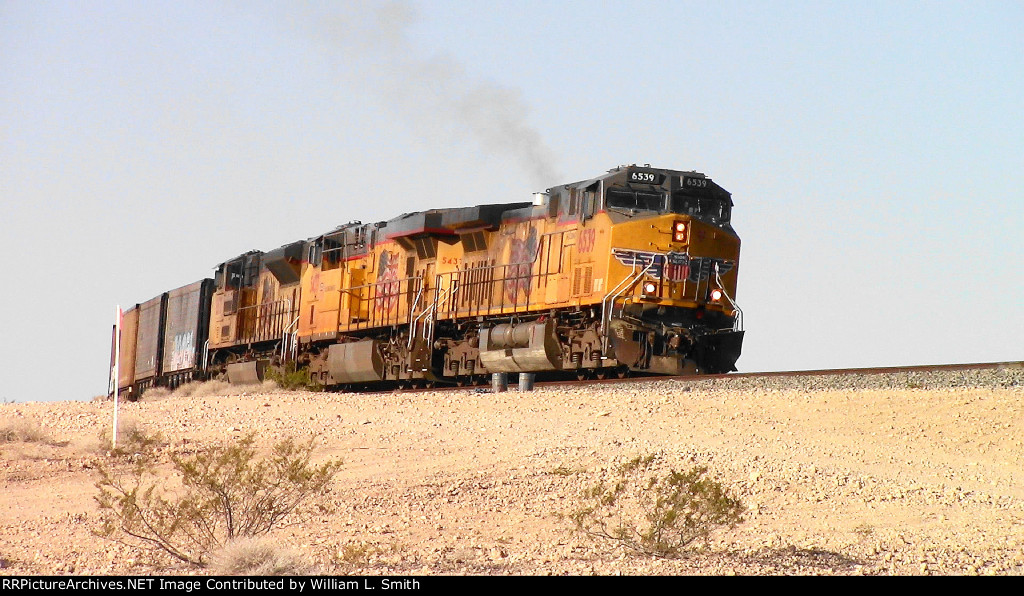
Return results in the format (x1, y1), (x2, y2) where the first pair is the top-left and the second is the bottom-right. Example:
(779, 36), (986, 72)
(1, 370), (1022, 576)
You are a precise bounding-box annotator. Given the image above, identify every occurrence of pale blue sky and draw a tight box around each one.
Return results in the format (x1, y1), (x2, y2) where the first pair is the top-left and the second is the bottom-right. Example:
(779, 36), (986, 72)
(1, 1), (1021, 402)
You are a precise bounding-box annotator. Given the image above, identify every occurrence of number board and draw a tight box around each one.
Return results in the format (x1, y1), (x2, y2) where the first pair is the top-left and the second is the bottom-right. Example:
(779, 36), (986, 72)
(627, 170), (665, 185)
(681, 176), (711, 193)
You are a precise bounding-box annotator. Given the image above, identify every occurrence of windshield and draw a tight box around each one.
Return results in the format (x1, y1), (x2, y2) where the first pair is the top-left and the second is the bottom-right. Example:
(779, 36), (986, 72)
(670, 192), (731, 224)
(606, 189), (665, 212)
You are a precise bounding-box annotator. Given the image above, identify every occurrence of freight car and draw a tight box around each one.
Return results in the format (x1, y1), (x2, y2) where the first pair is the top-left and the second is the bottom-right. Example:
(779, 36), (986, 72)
(109, 165), (743, 396)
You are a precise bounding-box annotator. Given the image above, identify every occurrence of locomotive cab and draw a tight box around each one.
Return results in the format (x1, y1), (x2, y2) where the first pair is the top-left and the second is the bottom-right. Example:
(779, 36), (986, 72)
(580, 166), (744, 373)
(602, 166), (734, 228)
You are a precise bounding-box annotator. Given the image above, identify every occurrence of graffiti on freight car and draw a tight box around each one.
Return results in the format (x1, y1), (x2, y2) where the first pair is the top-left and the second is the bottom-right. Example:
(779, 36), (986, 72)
(169, 331), (196, 369)
(502, 226), (539, 304)
(261, 277), (276, 304)
(375, 250), (401, 312)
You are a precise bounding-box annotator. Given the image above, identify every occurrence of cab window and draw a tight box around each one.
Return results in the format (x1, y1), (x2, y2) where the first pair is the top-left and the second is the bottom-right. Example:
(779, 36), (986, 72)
(670, 192), (730, 224)
(606, 189), (664, 211)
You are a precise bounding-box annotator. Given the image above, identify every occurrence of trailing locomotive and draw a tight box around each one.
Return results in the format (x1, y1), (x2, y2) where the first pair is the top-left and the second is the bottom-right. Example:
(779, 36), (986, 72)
(109, 165), (743, 397)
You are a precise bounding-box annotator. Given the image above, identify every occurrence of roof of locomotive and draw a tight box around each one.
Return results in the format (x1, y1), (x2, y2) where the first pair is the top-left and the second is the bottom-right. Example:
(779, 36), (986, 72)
(548, 164), (733, 206)
(552, 164), (710, 187)
(382, 202), (531, 239)
(214, 166), (734, 270)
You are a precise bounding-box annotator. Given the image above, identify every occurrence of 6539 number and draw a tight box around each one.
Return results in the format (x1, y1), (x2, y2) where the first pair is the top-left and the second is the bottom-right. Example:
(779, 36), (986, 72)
(628, 171), (663, 185)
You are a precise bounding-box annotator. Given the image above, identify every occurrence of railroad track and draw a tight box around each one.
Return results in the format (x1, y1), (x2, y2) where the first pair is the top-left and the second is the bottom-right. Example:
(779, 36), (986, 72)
(389, 361), (1023, 394)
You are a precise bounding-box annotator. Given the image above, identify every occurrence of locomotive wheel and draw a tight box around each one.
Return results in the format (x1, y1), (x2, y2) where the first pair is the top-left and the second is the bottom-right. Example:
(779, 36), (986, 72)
(615, 366), (630, 379)
(594, 368), (609, 380)
(576, 369), (593, 381)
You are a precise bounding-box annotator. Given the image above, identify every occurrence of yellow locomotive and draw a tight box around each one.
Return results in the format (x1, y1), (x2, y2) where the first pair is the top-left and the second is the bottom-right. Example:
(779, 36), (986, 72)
(111, 165), (743, 396)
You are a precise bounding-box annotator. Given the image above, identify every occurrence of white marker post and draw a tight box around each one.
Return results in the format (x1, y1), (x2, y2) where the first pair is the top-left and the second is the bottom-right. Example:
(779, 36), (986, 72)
(112, 305), (121, 450)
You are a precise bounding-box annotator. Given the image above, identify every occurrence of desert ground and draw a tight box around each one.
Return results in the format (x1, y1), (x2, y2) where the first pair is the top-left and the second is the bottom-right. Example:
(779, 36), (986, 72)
(1, 366), (1022, 576)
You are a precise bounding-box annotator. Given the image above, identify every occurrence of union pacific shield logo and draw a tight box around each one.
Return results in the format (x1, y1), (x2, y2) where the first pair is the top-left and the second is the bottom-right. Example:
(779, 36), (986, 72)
(664, 252), (690, 282)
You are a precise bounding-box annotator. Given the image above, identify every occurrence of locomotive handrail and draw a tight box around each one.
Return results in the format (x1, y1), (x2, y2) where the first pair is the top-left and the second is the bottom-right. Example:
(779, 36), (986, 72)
(405, 285), (450, 372)
(714, 267), (743, 332)
(601, 257), (654, 328)
(281, 314), (301, 363)
(600, 257), (657, 357)
(426, 282), (458, 346)
(337, 277), (421, 293)
(406, 284), (426, 351)
(422, 286), (451, 341)
(693, 256), (712, 304)
(231, 298), (294, 346)
(416, 287), (448, 341)
(406, 282), (438, 349)
(340, 275), (421, 330)
(433, 255), (556, 320)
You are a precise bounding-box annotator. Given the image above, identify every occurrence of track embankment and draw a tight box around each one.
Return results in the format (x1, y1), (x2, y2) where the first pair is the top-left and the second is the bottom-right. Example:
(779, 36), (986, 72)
(1, 364), (1022, 575)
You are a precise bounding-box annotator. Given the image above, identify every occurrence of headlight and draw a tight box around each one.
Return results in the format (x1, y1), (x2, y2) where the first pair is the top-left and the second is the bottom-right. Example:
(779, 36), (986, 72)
(643, 282), (657, 295)
(672, 220), (688, 243)
(710, 288), (723, 302)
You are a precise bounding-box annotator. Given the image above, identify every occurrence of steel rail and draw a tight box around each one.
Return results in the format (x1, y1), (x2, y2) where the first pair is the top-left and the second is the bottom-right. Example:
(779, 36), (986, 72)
(376, 361), (1023, 395)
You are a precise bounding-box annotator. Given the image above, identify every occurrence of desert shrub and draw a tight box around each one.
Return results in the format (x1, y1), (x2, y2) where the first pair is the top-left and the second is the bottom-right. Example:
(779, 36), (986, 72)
(570, 454), (746, 558)
(852, 523), (875, 539)
(336, 542), (376, 566)
(0, 417), (49, 444)
(210, 536), (312, 575)
(166, 382), (199, 398)
(136, 380), (280, 401)
(266, 364), (322, 392)
(551, 465), (585, 476)
(174, 380), (232, 398)
(95, 433), (342, 567)
(331, 541), (403, 570)
(139, 386), (171, 401)
(165, 379), (286, 399)
(258, 379), (281, 392)
(99, 418), (164, 461)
